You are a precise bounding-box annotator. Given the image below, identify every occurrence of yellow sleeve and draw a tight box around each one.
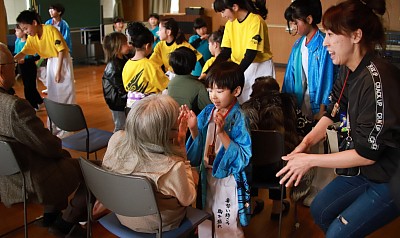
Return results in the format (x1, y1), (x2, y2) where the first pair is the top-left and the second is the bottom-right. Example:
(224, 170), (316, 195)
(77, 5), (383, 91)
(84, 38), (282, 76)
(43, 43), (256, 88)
(51, 27), (67, 53)
(221, 21), (232, 49)
(21, 36), (36, 56)
(246, 16), (263, 51)
(149, 61), (169, 91)
(149, 42), (164, 68)
(202, 57), (215, 73)
(180, 42), (203, 61)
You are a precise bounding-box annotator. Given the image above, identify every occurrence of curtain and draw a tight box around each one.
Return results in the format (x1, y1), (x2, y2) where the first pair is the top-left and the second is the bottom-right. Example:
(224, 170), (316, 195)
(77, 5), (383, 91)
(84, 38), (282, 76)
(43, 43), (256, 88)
(114, 0), (124, 18)
(149, 0), (171, 14)
(0, 0), (7, 44)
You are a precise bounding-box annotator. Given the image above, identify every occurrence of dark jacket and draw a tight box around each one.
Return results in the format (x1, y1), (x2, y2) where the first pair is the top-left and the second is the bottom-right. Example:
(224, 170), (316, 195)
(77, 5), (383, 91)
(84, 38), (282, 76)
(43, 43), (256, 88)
(0, 88), (80, 206)
(102, 58), (128, 111)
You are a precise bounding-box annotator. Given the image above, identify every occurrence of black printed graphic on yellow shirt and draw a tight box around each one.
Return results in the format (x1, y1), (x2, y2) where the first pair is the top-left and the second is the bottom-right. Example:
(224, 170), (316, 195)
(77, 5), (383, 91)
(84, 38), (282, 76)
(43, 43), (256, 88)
(251, 35), (262, 45)
(125, 69), (149, 93)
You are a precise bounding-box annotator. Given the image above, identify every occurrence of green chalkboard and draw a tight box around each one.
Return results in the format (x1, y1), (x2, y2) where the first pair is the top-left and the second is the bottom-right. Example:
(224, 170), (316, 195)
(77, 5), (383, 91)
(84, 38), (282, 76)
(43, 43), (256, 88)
(36, 0), (101, 29)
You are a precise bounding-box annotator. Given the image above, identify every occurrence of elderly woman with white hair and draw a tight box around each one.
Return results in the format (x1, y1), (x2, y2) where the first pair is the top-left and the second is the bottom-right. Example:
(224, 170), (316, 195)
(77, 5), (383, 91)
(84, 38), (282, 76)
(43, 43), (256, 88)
(102, 94), (196, 233)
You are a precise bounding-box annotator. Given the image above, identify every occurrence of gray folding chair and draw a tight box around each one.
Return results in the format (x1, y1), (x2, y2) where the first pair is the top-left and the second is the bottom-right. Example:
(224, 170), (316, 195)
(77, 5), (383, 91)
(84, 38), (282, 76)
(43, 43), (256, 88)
(248, 130), (285, 238)
(0, 141), (28, 238)
(79, 157), (213, 238)
(43, 98), (113, 160)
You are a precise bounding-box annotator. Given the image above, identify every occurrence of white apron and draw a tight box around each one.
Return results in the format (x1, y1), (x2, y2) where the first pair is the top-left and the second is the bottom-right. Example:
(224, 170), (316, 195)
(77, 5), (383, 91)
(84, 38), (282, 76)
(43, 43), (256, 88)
(46, 53), (76, 134)
(238, 59), (276, 104)
(198, 172), (244, 238)
(198, 119), (244, 238)
(46, 53), (76, 104)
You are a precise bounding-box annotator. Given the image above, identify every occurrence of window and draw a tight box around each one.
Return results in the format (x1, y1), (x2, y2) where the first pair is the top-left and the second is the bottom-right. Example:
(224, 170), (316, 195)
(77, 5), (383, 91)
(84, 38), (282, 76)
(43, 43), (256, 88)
(170, 0), (179, 13)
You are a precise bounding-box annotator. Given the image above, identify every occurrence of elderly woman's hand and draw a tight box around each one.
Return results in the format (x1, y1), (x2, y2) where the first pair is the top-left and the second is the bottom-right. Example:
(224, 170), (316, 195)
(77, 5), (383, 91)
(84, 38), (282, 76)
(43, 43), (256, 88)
(276, 153), (314, 187)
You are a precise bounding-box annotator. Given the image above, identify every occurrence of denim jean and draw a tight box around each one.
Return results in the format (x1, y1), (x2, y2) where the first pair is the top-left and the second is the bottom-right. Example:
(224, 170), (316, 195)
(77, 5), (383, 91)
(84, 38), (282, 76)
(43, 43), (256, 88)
(111, 110), (126, 133)
(310, 175), (400, 238)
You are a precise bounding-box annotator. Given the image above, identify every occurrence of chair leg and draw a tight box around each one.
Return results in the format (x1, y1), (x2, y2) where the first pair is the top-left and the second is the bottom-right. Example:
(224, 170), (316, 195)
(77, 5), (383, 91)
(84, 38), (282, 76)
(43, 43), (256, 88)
(278, 185), (284, 238)
(87, 191), (92, 238)
(294, 201), (300, 229)
(23, 179), (28, 238)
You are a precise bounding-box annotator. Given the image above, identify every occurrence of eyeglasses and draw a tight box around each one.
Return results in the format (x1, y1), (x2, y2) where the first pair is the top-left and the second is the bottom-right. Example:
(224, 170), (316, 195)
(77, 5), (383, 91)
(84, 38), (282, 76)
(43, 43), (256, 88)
(0, 61), (18, 68)
(288, 21), (298, 36)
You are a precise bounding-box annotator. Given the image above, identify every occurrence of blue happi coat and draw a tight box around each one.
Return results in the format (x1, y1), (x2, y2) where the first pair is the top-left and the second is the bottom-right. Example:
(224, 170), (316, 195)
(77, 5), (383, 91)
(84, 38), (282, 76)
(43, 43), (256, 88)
(186, 102), (252, 226)
(282, 29), (335, 115)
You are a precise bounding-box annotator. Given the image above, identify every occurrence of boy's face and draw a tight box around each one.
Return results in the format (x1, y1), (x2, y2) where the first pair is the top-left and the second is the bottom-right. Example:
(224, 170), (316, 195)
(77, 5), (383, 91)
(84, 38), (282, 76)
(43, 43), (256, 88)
(49, 8), (61, 18)
(148, 17), (159, 27)
(195, 26), (207, 37)
(18, 21), (38, 36)
(15, 28), (25, 39)
(207, 84), (240, 110)
(114, 22), (125, 33)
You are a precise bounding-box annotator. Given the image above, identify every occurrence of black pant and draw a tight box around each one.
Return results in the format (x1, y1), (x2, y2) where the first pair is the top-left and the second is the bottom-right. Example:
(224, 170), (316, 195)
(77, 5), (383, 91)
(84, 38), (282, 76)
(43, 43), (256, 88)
(19, 62), (43, 109)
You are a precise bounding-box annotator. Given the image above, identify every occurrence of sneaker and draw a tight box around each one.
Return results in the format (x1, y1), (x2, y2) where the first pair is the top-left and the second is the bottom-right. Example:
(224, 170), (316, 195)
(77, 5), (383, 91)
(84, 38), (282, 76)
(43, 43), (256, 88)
(303, 186), (319, 207)
(15, 74), (22, 81)
(251, 199), (264, 217)
(48, 217), (75, 237)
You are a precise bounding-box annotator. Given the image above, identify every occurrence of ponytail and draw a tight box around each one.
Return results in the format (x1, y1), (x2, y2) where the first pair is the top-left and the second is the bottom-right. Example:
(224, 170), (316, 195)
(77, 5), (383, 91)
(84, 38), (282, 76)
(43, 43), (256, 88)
(176, 29), (187, 45)
(247, 0), (268, 20)
(213, 0), (268, 19)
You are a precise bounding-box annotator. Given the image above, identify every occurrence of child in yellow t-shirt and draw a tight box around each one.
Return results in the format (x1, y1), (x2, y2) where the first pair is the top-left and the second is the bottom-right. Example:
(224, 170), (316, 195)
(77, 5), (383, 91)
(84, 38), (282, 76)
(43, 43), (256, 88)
(150, 18), (203, 79)
(15, 10), (75, 135)
(212, 0), (275, 103)
(199, 27), (224, 81)
(123, 22), (169, 107)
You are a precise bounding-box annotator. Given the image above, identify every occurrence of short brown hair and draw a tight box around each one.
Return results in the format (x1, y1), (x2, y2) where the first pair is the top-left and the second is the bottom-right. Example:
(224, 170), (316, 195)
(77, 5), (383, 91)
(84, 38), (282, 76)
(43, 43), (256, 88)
(322, 0), (386, 52)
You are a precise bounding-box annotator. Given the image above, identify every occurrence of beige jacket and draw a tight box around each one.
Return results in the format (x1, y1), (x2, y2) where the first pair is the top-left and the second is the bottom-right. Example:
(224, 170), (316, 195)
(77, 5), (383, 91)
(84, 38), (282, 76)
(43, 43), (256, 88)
(102, 131), (196, 233)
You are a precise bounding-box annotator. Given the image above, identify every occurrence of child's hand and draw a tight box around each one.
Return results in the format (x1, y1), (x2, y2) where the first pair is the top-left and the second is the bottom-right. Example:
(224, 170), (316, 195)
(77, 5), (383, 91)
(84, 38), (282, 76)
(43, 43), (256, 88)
(201, 34), (209, 40)
(176, 110), (189, 147)
(180, 105), (197, 130)
(214, 110), (226, 134)
(55, 71), (61, 83)
(198, 73), (206, 81)
(180, 105), (199, 139)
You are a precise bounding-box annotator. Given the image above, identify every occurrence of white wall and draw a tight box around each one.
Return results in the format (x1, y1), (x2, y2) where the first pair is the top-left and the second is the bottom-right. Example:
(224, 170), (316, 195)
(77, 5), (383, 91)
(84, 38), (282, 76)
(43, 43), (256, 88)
(101, 0), (114, 18)
(4, 0), (28, 25)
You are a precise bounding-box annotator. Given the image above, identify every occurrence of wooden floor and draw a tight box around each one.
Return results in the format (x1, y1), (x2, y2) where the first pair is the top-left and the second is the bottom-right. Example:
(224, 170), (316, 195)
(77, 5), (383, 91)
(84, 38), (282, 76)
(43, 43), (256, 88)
(1, 65), (400, 237)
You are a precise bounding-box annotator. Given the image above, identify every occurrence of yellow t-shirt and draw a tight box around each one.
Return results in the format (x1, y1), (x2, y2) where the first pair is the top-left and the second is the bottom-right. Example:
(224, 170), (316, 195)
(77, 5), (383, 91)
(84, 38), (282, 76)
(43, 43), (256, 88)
(150, 40), (202, 72)
(201, 57), (216, 74)
(222, 12), (272, 64)
(122, 57), (169, 94)
(21, 25), (68, 58)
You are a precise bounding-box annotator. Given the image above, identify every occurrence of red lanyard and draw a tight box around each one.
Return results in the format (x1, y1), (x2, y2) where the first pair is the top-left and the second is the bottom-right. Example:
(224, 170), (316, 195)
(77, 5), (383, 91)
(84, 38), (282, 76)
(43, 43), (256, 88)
(331, 70), (350, 117)
(207, 100), (236, 165)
